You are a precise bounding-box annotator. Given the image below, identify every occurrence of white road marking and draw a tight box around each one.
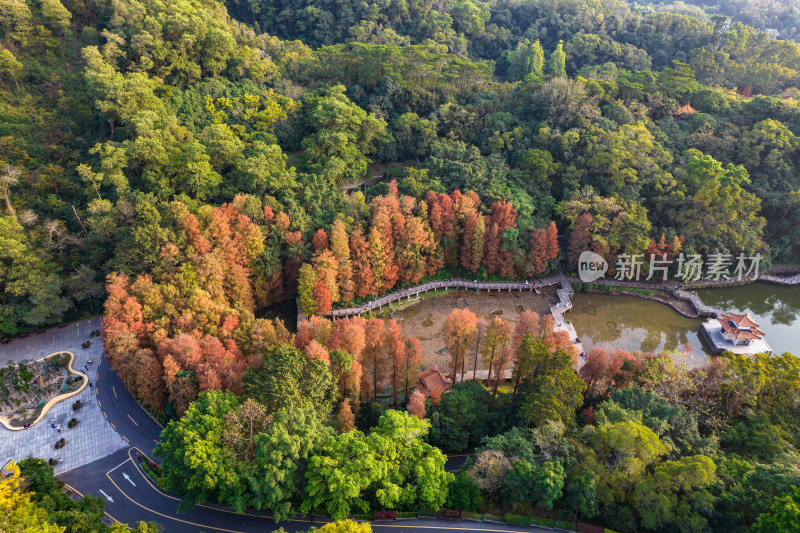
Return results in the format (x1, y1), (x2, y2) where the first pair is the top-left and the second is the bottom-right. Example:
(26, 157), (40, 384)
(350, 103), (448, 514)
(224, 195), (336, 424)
(107, 457), (131, 475)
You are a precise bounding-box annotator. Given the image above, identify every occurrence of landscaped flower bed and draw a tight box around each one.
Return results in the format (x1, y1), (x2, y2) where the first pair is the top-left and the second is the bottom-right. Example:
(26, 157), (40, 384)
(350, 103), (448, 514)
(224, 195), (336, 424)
(1, 352), (83, 428)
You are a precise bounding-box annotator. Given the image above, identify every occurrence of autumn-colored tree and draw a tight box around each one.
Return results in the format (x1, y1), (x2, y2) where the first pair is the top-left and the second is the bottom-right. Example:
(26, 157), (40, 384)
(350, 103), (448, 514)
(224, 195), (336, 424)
(426, 191), (457, 266)
(407, 389), (426, 420)
(314, 278), (333, 316)
(362, 318), (388, 399)
(460, 212), (478, 272)
(511, 311), (541, 393)
(350, 227), (376, 298)
(471, 214), (486, 273)
(511, 311), (540, 354)
(470, 318), (487, 381)
(330, 220), (354, 302)
(484, 202), (518, 277)
(403, 336), (422, 403)
(491, 341), (514, 404)
(326, 316), (367, 360)
(296, 316), (333, 350)
(336, 399), (355, 432)
(368, 213), (399, 291)
(298, 264), (317, 316)
(444, 308), (478, 384)
(396, 216), (434, 284)
(483, 317), (513, 384)
(567, 212), (593, 269)
(527, 222), (559, 276)
(313, 250), (340, 303)
(385, 319), (406, 406)
(305, 340), (331, 363)
(133, 348), (167, 413)
(312, 228), (330, 252)
(579, 347), (610, 398)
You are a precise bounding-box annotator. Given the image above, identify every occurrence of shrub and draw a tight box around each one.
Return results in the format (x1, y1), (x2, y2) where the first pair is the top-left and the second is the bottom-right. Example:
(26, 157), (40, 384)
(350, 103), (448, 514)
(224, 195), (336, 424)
(72, 400), (82, 410)
(374, 510), (396, 520)
(59, 383), (68, 393)
(68, 418), (78, 428)
(81, 341), (91, 349)
(35, 400), (45, 409)
(48, 458), (57, 466)
(55, 438), (65, 449)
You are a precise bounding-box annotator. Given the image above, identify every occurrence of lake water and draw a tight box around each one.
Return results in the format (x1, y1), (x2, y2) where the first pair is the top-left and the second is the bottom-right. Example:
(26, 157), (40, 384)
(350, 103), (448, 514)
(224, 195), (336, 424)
(567, 293), (711, 367)
(696, 283), (800, 356)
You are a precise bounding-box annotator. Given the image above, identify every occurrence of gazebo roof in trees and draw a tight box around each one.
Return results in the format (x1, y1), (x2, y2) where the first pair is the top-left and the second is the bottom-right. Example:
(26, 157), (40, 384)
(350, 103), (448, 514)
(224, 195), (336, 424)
(673, 103), (698, 121)
(417, 365), (451, 398)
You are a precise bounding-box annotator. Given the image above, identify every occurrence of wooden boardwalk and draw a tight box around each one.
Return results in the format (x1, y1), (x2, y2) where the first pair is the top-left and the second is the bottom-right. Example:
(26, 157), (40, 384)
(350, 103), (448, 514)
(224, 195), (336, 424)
(329, 276), (561, 318)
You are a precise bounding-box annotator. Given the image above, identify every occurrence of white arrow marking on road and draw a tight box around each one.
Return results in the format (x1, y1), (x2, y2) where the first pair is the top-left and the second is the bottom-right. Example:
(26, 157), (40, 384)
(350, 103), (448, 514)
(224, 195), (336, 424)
(123, 472), (136, 487)
(99, 489), (114, 503)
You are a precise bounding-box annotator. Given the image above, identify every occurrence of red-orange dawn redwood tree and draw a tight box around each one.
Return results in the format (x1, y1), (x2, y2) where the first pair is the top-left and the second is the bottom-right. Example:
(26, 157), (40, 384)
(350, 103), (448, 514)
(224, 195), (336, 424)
(407, 389), (426, 419)
(444, 308), (478, 383)
(362, 318), (388, 399)
(483, 317), (513, 383)
(350, 227), (376, 298)
(386, 319), (406, 406)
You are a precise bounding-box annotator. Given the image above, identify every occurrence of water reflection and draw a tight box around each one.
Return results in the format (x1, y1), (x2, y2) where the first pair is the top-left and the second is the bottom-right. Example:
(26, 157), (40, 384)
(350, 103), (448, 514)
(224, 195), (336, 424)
(568, 293), (711, 367)
(696, 283), (800, 355)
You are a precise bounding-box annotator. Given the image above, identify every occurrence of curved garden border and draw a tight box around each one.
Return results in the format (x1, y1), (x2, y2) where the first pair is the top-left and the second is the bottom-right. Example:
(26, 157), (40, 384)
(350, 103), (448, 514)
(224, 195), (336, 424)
(0, 351), (87, 431)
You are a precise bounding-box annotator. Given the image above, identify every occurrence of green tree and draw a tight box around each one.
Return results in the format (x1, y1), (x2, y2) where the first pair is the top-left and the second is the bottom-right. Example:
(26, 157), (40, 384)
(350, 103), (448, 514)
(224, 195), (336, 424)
(0, 216), (69, 335)
(634, 455), (716, 533)
(302, 410), (452, 519)
(508, 39), (545, 81)
(155, 390), (242, 512)
(301, 85), (388, 185)
(752, 486), (800, 533)
(429, 381), (490, 452)
(547, 43), (566, 77)
(243, 344), (335, 415)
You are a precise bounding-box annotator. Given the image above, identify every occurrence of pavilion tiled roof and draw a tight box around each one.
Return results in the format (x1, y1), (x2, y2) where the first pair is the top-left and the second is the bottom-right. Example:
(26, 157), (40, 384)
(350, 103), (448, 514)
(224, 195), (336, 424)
(718, 312), (765, 340)
(675, 103), (698, 115)
(417, 365), (451, 398)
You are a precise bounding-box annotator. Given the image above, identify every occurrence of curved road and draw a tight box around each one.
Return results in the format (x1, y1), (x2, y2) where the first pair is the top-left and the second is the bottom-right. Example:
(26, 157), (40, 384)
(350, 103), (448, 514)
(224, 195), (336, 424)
(61, 356), (538, 533)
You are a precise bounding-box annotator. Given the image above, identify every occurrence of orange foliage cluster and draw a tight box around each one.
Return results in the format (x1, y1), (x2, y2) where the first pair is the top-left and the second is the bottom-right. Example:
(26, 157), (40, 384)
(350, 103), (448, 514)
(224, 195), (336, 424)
(297, 315), (422, 407)
(103, 200), (294, 415)
(298, 184), (560, 315)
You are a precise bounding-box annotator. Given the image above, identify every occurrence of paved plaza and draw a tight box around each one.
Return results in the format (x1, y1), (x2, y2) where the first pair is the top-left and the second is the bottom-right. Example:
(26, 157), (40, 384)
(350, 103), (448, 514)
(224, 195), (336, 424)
(0, 317), (127, 474)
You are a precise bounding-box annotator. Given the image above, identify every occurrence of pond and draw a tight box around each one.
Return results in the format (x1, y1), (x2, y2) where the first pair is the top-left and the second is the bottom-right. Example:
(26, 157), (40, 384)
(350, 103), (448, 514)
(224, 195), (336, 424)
(695, 283), (800, 356)
(567, 293), (711, 367)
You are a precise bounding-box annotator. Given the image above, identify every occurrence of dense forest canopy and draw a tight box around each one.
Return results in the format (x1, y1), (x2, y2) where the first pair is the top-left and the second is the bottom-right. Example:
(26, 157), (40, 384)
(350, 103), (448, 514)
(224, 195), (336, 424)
(2, 1), (800, 532)
(1, 0), (800, 336)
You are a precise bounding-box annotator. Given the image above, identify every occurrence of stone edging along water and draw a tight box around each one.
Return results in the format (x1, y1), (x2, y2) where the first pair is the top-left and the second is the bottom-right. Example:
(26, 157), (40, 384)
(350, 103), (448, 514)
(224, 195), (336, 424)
(0, 351), (87, 431)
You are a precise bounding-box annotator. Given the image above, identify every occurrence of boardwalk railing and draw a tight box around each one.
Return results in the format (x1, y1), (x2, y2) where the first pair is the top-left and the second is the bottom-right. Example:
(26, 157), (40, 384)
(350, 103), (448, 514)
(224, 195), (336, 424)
(329, 276), (561, 317)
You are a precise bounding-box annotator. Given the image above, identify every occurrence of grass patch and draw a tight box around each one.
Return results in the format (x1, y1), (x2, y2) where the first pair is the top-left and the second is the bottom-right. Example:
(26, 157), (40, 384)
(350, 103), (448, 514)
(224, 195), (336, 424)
(504, 513), (532, 525)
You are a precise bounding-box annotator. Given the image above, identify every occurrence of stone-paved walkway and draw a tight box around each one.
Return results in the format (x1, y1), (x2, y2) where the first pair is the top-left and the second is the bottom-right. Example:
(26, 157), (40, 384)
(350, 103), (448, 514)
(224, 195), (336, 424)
(0, 317), (127, 475)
